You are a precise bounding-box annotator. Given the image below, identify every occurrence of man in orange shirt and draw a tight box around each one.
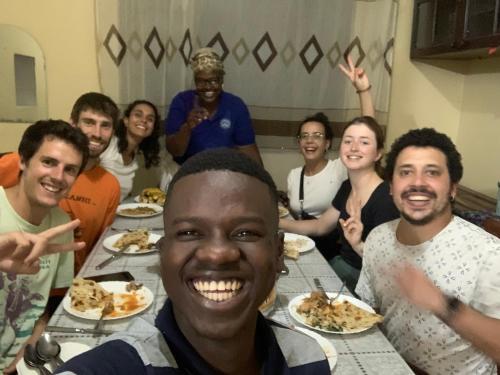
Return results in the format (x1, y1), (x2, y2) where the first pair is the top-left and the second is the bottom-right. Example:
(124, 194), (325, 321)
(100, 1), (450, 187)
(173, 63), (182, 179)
(0, 93), (121, 272)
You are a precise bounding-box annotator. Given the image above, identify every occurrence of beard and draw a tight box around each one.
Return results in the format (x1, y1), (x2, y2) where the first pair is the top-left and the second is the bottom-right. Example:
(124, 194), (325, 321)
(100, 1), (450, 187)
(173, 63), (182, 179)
(399, 186), (453, 226)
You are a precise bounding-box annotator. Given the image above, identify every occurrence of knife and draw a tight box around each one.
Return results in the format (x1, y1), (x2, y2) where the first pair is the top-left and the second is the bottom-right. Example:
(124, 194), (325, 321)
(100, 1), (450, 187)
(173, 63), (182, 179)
(95, 246), (130, 270)
(45, 326), (114, 335)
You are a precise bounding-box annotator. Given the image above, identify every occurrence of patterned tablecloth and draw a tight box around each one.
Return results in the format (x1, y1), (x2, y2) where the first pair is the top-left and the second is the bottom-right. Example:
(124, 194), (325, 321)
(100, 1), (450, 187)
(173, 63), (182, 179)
(47, 213), (414, 374)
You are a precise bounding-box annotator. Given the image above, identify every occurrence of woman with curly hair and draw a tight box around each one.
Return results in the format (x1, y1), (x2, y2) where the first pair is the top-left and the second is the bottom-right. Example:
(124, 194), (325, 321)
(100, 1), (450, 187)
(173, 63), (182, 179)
(100, 100), (161, 201)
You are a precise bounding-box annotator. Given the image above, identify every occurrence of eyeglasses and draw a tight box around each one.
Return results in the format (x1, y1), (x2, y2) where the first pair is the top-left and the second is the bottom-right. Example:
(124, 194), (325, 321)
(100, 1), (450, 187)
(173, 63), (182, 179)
(297, 132), (325, 141)
(194, 77), (222, 88)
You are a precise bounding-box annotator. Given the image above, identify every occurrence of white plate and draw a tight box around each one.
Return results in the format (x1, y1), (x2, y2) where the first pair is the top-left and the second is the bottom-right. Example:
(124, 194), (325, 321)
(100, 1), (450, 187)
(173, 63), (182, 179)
(288, 293), (377, 334)
(295, 327), (337, 370)
(16, 342), (91, 374)
(103, 232), (162, 255)
(63, 281), (154, 320)
(278, 205), (290, 218)
(284, 233), (315, 253)
(116, 203), (162, 218)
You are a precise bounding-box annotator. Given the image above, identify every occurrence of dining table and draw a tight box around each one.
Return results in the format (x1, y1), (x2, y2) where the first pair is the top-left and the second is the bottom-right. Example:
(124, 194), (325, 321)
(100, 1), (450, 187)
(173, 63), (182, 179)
(45, 206), (415, 374)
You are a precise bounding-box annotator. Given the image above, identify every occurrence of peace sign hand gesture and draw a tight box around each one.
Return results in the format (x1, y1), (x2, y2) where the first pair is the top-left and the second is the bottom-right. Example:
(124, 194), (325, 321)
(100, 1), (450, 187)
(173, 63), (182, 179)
(339, 54), (371, 92)
(339, 196), (364, 256)
(0, 219), (85, 274)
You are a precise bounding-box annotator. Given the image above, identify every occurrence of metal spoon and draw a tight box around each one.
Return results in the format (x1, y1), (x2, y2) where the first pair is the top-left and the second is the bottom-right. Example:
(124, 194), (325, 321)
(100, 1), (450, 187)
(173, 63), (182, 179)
(36, 332), (64, 367)
(24, 343), (53, 375)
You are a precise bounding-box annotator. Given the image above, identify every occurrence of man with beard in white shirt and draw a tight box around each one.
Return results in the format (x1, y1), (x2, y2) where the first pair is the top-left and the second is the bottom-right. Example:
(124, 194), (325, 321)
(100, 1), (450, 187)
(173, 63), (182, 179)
(356, 128), (500, 374)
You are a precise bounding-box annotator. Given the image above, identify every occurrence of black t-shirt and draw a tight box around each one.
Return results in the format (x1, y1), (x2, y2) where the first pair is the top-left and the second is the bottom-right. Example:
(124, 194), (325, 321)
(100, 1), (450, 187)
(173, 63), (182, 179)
(332, 180), (399, 269)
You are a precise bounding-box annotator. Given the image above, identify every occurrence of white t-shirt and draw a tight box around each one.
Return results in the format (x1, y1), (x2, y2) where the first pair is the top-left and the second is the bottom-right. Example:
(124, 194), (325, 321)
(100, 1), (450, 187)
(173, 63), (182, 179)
(287, 159), (347, 218)
(99, 136), (139, 201)
(356, 216), (500, 375)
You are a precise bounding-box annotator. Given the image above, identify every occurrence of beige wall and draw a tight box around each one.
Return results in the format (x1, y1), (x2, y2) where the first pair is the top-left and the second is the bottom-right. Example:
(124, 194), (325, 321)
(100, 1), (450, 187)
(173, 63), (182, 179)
(0, 0), (100, 152)
(2, 1), (499, 197)
(389, 1), (500, 198)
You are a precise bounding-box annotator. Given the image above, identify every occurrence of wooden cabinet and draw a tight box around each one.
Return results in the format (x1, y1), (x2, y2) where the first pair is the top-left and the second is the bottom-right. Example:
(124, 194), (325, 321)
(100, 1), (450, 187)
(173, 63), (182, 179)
(411, 0), (500, 59)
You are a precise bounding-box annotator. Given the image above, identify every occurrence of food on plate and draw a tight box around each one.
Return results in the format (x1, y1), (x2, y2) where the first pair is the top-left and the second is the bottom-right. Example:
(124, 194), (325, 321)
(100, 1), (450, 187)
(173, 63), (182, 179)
(69, 278), (148, 317)
(118, 206), (158, 216)
(139, 187), (166, 205)
(278, 205), (289, 218)
(259, 286), (276, 313)
(296, 291), (383, 332)
(70, 278), (114, 312)
(126, 281), (144, 292)
(113, 230), (150, 252)
(284, 238), (308, 260)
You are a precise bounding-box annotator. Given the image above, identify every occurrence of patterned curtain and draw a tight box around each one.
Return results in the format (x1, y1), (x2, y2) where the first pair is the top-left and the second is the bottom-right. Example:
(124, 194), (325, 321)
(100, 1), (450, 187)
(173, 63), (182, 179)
(95, 0), (397, 129)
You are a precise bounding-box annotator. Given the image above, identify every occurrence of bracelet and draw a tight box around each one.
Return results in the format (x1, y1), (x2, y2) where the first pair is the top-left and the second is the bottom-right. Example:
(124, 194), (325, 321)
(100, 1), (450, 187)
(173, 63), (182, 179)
(438, 294), (462, 324)
(356, 84), (372, 94)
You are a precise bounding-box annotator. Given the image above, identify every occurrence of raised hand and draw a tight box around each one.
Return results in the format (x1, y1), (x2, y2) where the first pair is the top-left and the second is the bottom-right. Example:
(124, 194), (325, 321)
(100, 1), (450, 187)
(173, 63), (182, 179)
(339, 54), (371, 92)
(393, 263), (444, 314)
(340, 196), (364, 255)
(0, 219), (85, 274)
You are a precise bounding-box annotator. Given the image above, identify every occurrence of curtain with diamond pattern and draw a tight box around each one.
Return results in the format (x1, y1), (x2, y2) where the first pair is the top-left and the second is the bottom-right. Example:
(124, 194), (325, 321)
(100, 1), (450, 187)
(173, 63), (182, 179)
(95, 0), (398, 129)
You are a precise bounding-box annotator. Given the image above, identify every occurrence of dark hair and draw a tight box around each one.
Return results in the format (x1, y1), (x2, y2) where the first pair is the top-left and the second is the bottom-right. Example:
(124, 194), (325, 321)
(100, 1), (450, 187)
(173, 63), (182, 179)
(342, 116), (385, 177)
(296, 112), (333, 149)
(385, 127), (463, 183)
(70, 92), (120, 129)
(116, 100), (161, 169)
(167, 148), (278, 205)
(18, 119), (89, 175)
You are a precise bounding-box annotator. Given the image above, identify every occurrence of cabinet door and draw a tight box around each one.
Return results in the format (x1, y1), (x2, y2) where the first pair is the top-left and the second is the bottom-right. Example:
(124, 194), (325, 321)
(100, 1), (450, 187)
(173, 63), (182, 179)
(464, 0), (499, 39)
(412, 0), (459, 53)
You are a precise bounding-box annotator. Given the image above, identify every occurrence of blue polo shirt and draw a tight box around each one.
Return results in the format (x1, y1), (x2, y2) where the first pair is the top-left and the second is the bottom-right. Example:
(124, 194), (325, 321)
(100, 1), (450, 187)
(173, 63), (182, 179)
(55, 299), (330, 375)
(165, 90), (256, 164)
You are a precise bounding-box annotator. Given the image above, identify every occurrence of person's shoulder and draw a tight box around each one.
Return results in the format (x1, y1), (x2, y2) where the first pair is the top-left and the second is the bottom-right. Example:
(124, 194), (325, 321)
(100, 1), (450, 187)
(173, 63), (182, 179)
(173, 90), (195, 102)
(373, 180), (391, 195)
(288, 165), (302, 178)
(91, 166), (121, 188)
(54, 340), (147, 375)
(221, 91), (247, 106)
(269, 321), (330, 372)
(451, 216), (500, 246)
(368, 218), (399, 238)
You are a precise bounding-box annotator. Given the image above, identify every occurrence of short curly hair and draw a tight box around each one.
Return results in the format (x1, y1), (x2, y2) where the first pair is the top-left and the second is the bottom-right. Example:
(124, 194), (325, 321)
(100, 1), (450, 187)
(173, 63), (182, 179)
(385, 128), (463, 183)
(167, 148), (278, 206)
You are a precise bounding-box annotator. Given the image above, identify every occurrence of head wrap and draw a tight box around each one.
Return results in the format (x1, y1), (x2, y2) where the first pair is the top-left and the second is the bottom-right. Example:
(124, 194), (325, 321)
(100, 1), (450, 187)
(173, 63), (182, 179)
(190, 47), (225, 76)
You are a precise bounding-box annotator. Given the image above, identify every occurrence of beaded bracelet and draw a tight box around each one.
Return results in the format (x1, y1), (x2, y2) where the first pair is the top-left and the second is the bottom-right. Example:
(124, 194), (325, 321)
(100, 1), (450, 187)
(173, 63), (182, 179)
(356, 84), (372, 94)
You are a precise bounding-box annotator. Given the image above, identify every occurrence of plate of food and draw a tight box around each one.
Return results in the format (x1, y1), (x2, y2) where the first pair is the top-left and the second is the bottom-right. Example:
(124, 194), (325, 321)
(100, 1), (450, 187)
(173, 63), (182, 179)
(259, 285), (276, 316)
(283, 233), (315, 259)
(17, 342), (91, 374)
(278, 205), (290, 218)
(63, 278), (154, 320)
(103, 230), (161, 255)
(134, 187), (166, 205)
(294, 326), (337, 370)
(288, 291), (383, 334)
(117, 203), (162, 218)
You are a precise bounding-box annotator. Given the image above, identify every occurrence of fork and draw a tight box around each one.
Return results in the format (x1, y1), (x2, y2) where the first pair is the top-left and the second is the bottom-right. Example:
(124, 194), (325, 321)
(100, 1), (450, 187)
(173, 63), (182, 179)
(313, 278), (346, 303)
(93, 302), (113, 336)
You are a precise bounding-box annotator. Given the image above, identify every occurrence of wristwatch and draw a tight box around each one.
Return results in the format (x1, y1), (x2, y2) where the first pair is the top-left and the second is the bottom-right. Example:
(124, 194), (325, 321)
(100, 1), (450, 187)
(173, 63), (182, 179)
(438, 294), (462, 324)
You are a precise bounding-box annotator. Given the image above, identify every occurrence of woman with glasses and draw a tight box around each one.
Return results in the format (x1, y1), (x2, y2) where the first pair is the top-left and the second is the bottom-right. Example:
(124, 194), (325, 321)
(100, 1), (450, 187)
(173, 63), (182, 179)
(164, 47), (262, 165)
(285, 56), (375, 259)
(99, 100), (161, 201)
(281, 69), (399, 293)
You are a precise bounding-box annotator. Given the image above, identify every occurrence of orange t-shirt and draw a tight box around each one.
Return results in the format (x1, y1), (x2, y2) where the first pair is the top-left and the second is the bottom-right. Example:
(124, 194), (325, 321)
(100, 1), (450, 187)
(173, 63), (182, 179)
(60, 166), (120, 272)
(0, 152), (21, 187)
(0, 152), (120, 273)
